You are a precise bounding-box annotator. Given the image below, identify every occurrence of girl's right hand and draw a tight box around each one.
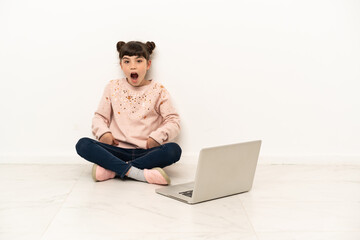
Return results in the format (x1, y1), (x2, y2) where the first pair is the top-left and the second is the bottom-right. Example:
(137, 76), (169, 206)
(99, 132), (119, 146)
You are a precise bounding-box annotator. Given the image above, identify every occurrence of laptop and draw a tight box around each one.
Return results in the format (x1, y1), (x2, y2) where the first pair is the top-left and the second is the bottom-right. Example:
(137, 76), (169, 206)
(156, 140), (262, 204)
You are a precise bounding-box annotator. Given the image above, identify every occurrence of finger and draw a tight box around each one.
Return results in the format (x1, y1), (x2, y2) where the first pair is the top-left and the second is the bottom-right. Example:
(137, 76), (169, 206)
(113, 138), (119, 144)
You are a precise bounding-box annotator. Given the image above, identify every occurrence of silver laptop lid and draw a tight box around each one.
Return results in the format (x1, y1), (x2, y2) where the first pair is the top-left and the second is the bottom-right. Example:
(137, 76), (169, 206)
(191, 140), (262, 203)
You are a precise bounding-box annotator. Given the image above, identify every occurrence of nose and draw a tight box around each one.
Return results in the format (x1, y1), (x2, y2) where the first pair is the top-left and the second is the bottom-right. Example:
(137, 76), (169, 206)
(130, 62), (136, 69)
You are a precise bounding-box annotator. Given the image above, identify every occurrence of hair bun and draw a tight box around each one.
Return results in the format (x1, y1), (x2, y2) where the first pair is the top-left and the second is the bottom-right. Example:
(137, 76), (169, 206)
(145, 41), (156, 54)
(116, 41), (126, 53)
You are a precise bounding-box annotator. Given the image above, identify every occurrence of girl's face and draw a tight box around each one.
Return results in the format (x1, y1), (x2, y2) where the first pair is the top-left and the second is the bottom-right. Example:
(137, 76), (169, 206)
(120, 55), (151, 87)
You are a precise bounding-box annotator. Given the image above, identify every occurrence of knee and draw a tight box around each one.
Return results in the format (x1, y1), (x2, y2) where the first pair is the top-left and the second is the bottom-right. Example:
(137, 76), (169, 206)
(75, 137), (94, 156)
(164, 142), (182, 163)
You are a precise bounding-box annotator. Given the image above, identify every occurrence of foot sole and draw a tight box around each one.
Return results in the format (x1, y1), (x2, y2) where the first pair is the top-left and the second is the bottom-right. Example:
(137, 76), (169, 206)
(153, 167), (171, 185)
(92, 164), (99, 182)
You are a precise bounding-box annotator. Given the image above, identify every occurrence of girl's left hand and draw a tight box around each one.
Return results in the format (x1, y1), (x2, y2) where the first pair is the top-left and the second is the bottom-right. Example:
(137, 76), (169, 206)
(146, 137), (161, 149)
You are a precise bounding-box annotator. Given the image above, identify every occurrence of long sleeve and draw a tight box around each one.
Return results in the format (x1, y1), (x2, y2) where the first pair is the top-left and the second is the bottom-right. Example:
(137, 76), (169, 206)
(91, 82), (113, 140)
(90, 78), (181, 149)
(149, 87), (180, 144)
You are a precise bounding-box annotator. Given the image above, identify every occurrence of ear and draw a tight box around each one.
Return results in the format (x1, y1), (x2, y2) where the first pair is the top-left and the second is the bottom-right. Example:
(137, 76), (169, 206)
(146, 60), (152, 70)
(119, 61), (123, 70)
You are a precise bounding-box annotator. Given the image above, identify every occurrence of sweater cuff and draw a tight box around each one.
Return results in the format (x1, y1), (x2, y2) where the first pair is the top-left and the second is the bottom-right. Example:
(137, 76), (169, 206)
(97, 129), (111, 140)
(149, 131), (166, 145)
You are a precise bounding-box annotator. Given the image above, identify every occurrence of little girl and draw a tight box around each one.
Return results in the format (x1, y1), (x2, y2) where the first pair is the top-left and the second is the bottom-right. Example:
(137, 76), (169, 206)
(75, 41), (182, 185)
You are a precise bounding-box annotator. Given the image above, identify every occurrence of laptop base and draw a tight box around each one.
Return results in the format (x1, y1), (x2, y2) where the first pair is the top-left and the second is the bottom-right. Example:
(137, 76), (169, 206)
(156, 182), (195, 204)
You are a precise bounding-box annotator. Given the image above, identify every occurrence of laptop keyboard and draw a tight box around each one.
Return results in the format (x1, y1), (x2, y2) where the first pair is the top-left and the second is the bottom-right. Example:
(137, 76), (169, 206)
(179, 190), (193, 198)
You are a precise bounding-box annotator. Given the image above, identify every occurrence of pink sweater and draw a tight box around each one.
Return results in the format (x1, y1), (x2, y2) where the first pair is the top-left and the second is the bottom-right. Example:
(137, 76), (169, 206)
(92, 78), (181, 149)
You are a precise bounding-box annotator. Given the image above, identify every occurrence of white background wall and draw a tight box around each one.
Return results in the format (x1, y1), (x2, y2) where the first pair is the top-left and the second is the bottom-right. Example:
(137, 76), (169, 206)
(0, 0), (359, 163)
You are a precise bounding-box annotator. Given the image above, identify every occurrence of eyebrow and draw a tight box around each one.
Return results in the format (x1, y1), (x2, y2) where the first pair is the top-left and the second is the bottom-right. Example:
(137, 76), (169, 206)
(123, 56), (144, 60)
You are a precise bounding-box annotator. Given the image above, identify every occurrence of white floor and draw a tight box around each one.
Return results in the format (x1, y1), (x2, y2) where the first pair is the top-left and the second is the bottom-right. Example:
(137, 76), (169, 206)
(1, 162), (359, 240)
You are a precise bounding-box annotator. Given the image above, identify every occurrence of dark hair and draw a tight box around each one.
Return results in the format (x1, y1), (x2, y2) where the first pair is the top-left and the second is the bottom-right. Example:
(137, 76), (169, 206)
(116, 41), (156, 61)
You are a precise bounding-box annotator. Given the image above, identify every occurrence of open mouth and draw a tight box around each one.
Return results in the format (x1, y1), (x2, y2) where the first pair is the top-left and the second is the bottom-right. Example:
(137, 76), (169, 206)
(130, 72), (139, 80)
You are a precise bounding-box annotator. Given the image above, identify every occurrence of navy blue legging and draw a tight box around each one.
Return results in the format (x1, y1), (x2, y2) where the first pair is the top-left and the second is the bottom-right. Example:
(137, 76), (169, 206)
(75, 137), (182, 179)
